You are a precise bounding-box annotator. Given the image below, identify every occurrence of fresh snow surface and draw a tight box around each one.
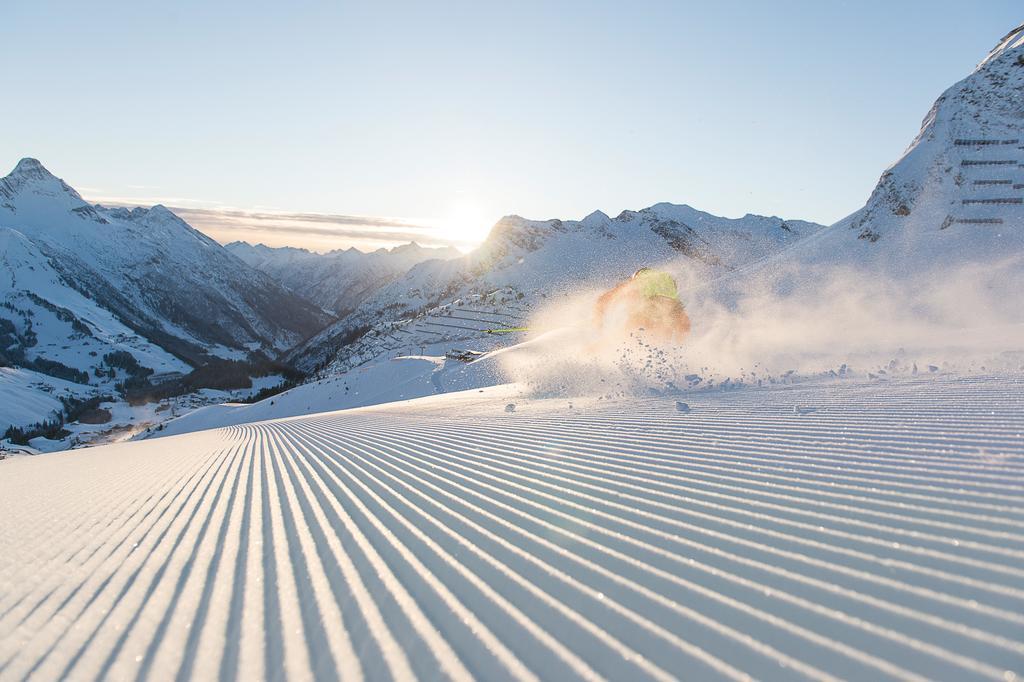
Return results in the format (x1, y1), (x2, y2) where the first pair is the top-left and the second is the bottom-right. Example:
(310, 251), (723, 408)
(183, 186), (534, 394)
(0, 366), (92, 434)
(2, 374), (1022, 680)
(148, 340), (510, 438)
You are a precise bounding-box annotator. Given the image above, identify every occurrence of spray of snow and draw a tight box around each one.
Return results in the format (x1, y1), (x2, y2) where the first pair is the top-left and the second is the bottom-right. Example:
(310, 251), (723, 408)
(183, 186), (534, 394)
(499, 257), (1024, 399)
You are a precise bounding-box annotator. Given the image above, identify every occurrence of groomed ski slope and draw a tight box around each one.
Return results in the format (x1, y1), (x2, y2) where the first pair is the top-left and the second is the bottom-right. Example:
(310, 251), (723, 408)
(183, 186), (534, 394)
(1, 375), (1023, 681)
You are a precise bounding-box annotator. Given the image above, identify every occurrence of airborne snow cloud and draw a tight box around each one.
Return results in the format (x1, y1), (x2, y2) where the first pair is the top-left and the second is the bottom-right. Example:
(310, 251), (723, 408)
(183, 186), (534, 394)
(500, 255), (1024, 398)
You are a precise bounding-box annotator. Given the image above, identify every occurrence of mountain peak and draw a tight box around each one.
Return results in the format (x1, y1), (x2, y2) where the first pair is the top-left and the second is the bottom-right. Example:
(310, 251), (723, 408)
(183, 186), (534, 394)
(2, 157), (84, 205)
(390, 241), (423, 254)
(980, 22), (1024, 67)
(10, 157), (56, 180)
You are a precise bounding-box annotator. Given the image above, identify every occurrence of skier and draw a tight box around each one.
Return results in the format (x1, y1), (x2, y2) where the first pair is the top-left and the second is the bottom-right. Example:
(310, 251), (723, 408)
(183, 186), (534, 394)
(594, 267), (690, 343)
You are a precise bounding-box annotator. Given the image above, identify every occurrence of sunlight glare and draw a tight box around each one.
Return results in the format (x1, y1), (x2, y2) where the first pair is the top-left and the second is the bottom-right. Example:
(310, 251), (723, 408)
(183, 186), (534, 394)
(440, 198), (491, 247)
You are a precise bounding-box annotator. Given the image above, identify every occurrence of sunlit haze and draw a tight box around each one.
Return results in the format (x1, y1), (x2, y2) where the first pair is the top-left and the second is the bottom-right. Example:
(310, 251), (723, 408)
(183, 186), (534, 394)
(2, 0), (1019, 252)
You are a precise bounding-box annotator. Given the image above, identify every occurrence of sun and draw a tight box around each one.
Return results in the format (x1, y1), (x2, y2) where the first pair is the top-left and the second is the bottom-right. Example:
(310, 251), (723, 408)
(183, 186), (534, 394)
(439, 198), (491, 248)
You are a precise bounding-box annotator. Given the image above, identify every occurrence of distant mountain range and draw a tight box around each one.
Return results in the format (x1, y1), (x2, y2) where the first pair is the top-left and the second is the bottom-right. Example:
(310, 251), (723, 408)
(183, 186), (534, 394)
(225, 240), (461, 316)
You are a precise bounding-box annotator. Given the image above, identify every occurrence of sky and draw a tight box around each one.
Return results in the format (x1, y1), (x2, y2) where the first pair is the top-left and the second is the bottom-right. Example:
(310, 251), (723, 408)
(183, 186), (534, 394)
(1, 1), (1020, 252)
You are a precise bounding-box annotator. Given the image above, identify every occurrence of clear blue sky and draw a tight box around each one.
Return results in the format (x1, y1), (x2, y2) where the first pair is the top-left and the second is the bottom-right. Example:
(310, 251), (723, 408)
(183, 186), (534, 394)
(2, 1), (1020, 251)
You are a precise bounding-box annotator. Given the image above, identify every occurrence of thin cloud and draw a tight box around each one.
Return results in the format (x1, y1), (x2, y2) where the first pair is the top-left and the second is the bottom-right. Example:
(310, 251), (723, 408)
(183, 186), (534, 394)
(168, 206), (464, 250)
(87, 198), (479, 253)
(174, 206), (445, 245)
(176, 207), (437, 231)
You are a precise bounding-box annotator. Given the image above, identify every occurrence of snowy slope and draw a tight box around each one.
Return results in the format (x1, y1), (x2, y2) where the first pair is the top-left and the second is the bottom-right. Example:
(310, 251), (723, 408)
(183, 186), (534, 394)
(0, 366), (94, 434)
(0, 159), (330, 362)
(226, 240), (460, 316)
(0, 228), (189, 374)
(788, 23), (1024, 273)
(148, 338), (514, 438)
(0, 227), (195, 433)
(290, 205), (823, 372)
(1, 374), (1022, 680)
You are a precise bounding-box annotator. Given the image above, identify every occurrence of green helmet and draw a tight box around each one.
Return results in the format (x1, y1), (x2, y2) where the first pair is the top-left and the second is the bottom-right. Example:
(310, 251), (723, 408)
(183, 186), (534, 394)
(631, 268), (678, 300)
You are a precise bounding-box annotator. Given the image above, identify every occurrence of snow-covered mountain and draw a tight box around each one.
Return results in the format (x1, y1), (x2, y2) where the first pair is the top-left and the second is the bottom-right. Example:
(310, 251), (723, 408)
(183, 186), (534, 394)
(0, 159), (330, 366)
(788, 23), (1024, 272)
(0, 224), (189, 385)
(288, 204), (824, 371)
(0, 159), (336, 438)
(226, 240), (461, 316)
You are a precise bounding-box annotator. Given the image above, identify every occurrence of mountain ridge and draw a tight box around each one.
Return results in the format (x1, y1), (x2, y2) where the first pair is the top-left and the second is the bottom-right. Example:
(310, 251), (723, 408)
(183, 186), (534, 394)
(225, 239), (461, 316)
(286, 201), (825, 372)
